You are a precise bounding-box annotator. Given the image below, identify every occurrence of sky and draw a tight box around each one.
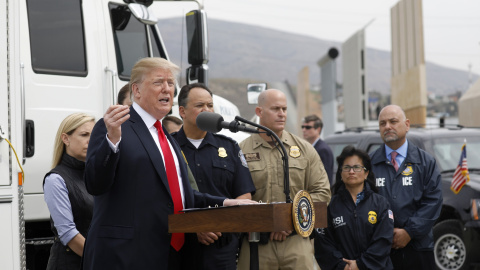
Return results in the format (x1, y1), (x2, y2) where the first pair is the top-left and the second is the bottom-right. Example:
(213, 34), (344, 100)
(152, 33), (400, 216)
(155, 0), (480, 77)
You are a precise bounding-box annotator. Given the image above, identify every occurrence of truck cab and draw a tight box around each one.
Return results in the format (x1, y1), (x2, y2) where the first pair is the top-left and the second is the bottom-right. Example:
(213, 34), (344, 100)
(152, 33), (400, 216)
(0, 1), (245, 268)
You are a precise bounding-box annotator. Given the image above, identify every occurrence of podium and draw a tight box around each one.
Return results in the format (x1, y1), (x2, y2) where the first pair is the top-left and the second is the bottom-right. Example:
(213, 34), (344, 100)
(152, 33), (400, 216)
(169, 201), (326, 270)
(168, 202), (327, 233)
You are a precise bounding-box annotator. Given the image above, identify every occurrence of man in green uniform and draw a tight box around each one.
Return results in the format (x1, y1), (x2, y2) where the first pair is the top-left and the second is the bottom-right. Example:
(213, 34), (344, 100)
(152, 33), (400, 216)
(237, 89), (331, 270)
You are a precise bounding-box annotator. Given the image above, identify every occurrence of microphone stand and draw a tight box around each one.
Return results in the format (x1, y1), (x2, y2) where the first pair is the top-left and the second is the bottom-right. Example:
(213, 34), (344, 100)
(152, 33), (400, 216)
(234, 115), (291, 270)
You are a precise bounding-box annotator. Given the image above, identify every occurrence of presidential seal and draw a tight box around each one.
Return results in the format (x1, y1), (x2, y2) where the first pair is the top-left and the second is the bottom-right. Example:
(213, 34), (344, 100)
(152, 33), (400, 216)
(292, 190), (315, 237)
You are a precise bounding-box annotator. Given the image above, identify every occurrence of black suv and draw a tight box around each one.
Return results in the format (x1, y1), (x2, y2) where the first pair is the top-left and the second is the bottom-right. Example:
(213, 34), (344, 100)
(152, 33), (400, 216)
(324, 127), (480, 270)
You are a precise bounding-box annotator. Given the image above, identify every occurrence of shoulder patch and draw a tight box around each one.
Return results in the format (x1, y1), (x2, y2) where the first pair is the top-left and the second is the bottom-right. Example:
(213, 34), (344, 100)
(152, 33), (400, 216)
(388, 210), (394, 221)
(238, 150), (248, 168)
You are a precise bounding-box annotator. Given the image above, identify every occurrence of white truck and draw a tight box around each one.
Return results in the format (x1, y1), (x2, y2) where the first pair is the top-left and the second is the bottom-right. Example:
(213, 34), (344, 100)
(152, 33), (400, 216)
(0, 1), (245, 268)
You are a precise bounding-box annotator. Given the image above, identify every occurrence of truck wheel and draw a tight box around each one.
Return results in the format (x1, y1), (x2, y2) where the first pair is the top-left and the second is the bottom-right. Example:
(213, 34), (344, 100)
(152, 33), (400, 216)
(433, 220), (470, 270)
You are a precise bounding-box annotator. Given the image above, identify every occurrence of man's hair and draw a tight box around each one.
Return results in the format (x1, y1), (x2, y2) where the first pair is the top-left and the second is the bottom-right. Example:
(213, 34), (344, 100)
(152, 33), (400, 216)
(303, 114), (323, 129)
(117, 83), (131, 105)
(178, 83), (213, 108)
(130, 58), (180, 100)
(162, 115), (183, 126)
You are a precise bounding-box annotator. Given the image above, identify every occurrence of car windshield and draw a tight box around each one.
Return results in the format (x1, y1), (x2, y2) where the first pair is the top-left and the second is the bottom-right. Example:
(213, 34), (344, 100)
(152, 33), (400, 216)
(431, 136), (480, 172)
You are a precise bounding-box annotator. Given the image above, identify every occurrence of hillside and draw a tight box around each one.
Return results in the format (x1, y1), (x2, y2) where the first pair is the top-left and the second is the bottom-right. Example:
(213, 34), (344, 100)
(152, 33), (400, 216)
(158, 17), (478, 97)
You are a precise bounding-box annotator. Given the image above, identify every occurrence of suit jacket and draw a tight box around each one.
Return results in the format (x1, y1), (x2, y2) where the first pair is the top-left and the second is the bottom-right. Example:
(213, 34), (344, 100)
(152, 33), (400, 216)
(313, 138), (334, 186)
(82, 107), (225, 269)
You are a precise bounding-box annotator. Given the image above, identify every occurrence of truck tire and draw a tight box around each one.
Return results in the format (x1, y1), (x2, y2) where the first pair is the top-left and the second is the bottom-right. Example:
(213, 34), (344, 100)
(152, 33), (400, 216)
(433, 219), (470, 270)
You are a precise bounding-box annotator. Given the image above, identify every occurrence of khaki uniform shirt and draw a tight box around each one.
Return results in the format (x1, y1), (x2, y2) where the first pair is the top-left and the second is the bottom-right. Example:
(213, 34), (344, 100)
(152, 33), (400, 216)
(240, 131), (331, 204)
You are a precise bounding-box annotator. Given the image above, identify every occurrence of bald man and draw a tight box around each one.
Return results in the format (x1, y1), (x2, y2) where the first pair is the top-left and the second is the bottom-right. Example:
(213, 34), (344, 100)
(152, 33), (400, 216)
(369, 105), (442, 270)
(237, 89), (331, 270)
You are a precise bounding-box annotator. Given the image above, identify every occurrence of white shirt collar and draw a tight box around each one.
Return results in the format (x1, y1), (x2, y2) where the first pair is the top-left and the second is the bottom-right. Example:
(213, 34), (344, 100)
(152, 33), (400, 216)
(132, 102), (159, 129)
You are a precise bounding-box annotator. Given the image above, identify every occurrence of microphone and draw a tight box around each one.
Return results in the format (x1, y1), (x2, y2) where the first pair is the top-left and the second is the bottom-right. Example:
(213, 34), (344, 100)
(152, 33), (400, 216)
(196, 112), (259, 134)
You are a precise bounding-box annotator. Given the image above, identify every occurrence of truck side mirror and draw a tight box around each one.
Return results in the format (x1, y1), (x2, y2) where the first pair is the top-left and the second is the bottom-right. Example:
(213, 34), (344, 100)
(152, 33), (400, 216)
(185, 10), (208, 65)
(247, 83), (267, 105)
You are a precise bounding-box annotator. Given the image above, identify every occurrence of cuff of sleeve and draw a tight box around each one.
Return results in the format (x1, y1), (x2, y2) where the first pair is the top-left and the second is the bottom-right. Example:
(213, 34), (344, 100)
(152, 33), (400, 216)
(60, 229), (80, 246)
(106, 134), (121, 153)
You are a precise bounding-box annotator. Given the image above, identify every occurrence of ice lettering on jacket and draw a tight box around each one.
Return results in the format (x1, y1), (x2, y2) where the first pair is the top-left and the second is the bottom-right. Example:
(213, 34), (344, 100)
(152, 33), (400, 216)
(376, 178), (385, 187)
(402, 177), (413, 186)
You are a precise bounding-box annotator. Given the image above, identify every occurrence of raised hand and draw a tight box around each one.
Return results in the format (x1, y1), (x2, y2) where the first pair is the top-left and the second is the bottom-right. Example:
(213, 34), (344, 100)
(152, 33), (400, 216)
(104, 105), (130, 144)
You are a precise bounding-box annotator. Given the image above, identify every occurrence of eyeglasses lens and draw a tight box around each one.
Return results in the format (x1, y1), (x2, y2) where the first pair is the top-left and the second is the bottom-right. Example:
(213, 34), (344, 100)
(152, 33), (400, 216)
(342, 165), (364, 172)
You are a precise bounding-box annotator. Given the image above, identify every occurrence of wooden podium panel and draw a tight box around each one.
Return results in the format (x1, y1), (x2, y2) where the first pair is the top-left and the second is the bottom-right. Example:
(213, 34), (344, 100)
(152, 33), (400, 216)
(168, 202), (327, 233)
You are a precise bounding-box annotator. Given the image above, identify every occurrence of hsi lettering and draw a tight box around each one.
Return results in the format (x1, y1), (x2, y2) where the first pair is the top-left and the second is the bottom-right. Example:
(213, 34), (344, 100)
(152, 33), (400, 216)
(332, 216), (346, 228)
(333, 216), (344, 225)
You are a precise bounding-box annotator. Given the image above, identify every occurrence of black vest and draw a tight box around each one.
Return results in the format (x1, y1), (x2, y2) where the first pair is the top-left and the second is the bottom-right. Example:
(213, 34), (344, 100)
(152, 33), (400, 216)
(44, 153), (93, 269)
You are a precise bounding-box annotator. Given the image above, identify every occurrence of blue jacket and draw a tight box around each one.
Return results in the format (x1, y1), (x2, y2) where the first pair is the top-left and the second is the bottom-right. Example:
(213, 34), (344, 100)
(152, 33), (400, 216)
(315, 183), (394, 270)
(370, 141), (443, 251)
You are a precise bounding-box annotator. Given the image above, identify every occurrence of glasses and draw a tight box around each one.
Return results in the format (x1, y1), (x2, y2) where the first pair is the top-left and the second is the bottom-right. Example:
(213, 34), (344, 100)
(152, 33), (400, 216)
(301, 125), (314, 130)
(341, 165), (367, 172)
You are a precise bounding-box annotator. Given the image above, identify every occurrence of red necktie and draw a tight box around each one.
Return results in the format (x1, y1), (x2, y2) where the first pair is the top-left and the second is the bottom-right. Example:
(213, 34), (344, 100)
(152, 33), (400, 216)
(154, 121), (184, 251)
(391, 151), (399, 172)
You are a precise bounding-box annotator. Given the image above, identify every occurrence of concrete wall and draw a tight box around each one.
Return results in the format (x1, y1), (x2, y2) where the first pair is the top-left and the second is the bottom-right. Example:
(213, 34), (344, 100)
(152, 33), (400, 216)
(391, 0), (427, 125)
(342, 30), (368, 129)
(459, 78), (480, 127)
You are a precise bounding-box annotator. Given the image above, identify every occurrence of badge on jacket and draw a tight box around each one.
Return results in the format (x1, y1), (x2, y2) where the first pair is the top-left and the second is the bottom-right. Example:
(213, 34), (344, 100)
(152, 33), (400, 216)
(368, 211), (377, 224)
(289, 146), (301, 158)
(218, 147), (227, 158)
(401, 164), (413, 176)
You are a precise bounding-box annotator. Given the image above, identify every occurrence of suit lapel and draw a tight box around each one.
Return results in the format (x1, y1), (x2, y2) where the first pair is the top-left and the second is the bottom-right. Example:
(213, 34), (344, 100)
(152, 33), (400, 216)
(128, 108), (171, 196)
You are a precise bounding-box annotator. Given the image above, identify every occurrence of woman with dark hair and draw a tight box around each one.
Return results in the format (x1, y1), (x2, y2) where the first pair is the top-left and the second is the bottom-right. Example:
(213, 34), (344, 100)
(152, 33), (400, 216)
(315, 145), (394, 270)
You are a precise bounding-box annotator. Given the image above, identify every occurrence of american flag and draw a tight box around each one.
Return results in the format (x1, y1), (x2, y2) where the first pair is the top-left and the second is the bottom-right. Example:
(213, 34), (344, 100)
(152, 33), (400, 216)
(451, 144), (470, 194)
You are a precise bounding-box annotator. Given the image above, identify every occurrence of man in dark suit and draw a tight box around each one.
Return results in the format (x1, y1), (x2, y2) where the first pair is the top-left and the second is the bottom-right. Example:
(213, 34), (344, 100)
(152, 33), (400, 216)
(302, 114), (334, 185)
(83, 58), (254, 270)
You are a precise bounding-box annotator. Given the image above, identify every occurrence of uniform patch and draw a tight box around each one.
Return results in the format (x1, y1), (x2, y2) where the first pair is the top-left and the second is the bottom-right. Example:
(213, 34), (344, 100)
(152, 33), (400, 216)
(244, 152), (260, 161)
(388, 210), (394, 221)
(289, 146), (301, 158)
(238, 150), (248, 168)
(368, 211), (377, 224)
(218, 147), (227, 158)
(401, 165), (413, 176)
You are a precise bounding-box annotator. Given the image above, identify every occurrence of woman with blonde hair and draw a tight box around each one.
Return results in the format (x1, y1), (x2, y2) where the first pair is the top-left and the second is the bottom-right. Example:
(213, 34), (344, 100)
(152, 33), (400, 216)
(43, 112), (95, 269)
